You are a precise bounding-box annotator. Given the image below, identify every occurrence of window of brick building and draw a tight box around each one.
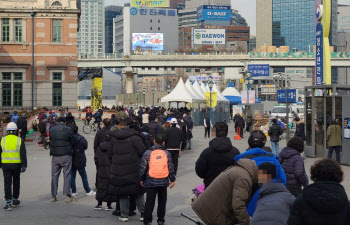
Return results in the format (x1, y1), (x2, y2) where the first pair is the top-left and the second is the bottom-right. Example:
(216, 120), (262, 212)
(52, 19), (62, 42)
(2, 18), (10, 42)
(13, 83), (22, 106)
(14, 19), (22, 42)
(2, 83), (11, 106)
(53, 83), (62, 106)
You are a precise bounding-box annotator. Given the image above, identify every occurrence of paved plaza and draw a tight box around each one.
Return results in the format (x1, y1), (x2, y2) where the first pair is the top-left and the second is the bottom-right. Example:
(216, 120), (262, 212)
(1, 121), (350, 225)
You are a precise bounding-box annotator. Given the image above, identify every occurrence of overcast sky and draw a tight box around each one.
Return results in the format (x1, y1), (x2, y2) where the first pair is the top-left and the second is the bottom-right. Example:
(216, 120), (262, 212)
(106, 0), (350, 36)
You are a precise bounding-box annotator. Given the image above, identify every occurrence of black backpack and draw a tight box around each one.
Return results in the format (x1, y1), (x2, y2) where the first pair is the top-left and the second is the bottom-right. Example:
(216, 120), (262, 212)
(38, 120), (46, 133)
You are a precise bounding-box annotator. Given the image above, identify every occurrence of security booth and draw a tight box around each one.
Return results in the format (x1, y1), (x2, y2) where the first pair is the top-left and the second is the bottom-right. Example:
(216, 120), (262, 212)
(304, 85), (350, 165)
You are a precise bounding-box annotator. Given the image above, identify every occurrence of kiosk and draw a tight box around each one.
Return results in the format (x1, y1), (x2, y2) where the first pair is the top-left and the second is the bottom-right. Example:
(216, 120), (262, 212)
(304, 85), (350, 165)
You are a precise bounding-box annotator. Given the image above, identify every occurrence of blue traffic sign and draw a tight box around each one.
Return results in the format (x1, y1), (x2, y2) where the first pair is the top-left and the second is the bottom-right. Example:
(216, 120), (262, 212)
(247, 64), (270, 77)
(315, 23), (323, 85)
(277, 89), (297, 103)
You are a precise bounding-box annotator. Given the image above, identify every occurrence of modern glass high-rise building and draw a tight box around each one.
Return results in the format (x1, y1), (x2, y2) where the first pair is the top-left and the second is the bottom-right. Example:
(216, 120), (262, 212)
(78, 0), (105, 55)
(105, 5), (123, 54)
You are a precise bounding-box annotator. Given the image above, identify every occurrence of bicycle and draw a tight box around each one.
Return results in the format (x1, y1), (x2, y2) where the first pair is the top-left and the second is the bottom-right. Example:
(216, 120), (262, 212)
(83, 119), (98, 134)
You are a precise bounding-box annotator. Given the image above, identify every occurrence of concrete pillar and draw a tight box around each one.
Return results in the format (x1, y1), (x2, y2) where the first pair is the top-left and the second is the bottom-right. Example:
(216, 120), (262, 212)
(123, 67), (137, 94)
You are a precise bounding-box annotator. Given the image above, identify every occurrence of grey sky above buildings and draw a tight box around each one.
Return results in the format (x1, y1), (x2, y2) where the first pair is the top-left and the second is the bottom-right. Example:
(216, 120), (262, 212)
(106, 0), (350, 36)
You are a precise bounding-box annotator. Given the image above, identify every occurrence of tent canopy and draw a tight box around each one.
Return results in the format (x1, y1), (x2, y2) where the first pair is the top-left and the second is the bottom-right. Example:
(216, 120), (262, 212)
(193, 81), (205, 98)
(222, 82), (242, 104)
(212, 83), (229, 102)
(185, 79), (205, 101)
(161, 78), (198, 103)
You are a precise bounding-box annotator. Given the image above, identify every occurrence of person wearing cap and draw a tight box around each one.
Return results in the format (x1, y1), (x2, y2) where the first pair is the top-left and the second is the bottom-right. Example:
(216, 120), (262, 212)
(234, 133), (286, 217)
(0, 122), (27, 211)
(49, 117), (75, 203)
(163, 118), (182, 175)
(327, 119), (342, 163)
(16, 113), (28, 145)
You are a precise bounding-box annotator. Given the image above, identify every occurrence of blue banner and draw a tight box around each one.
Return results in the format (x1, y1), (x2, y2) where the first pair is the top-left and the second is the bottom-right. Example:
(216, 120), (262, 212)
(315, 23), (323, 85)
(197, 5), (231, 21)
(277, 89), (297, 103)
(247, 64), (270, 77)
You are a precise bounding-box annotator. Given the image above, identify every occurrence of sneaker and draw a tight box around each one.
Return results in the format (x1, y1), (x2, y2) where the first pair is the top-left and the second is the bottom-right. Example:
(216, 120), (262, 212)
(140, 213), (144, 222)
(65, 196), (77, 203)
(50, 195), (57, 202)
(157, 221), (165, 225)
(129, 211), (137, 216)
(94, 205), (102, 210)
(112, 210), (121, 216)
(119, 217), (129, 222)
(72, 192), (79, 197)
(105, 206), (114, 211)
(12, 200), (20, 207)
(3, 203), (12, 211)
(86, 191), (96, 196)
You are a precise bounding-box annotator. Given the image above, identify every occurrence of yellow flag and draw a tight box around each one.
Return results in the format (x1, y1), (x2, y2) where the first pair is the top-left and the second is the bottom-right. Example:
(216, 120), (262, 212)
(91, 78), (103, 112)
(205, 92), (217, 108)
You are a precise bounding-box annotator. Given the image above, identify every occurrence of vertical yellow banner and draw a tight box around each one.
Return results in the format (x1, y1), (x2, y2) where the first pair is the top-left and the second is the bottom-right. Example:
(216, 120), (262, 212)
(205, 92), (217, 108)
(91, 78), (103, 112)
(322, 0), (331, 85)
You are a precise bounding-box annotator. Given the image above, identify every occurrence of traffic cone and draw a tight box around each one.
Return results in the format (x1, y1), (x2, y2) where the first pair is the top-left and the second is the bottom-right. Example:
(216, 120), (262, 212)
(234, 128), (242, 140)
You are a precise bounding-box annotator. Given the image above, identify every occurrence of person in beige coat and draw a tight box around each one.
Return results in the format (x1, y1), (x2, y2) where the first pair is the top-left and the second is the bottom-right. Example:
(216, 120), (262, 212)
(192, 159), (260, 225)
(327, 119), (342, 163)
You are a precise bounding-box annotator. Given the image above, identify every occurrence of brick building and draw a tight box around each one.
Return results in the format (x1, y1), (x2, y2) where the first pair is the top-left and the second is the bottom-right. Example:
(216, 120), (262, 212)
(0, 0), (80, 111)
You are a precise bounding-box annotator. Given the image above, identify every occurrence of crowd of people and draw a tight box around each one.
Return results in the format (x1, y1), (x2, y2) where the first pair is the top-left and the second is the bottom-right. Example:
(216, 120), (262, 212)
(0, 107), (348, 225)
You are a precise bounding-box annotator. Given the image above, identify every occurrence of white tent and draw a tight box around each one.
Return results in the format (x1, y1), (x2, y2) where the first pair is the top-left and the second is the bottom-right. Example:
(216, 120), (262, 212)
(222, 82), (242, 104)
(213, 83), (229, 102)
(200, 82), (208, 94)
(161, 78), (198, 103)
(185, 79), (204, 101)
(193, 81), (206, 98)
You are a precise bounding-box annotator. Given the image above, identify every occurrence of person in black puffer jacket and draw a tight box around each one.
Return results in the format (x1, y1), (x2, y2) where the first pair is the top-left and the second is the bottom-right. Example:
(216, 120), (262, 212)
(108, 119), (146, 221)
(268, 119), (283, 156)
(279, 137), (309, 197)
(288, 158), (350, 225)
(95, 135), (113, 210)
(65, 112), (76, 128)
(294, 117), (306, 141)
(164, 118), (182, 175)
(234, 114), (245, 138)
(70, 125), (95, 196)
(195, 122), (240, 188)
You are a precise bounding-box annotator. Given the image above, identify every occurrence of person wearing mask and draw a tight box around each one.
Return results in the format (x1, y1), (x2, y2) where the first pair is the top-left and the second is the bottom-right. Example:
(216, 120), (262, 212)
(250, 164), (295, 225)
(49, 117), (75, 203)
(86, 108), (92, 124)
(183, 112), (194, 150)
(234, 113), (245, 138)
(288, 159), (350, 225)
(65, 112), (76, 128)
(144, 113), (162, 141)
(203, 113), (212, 139)
(108, 119), (146, 222)
(163, 118), (182, 175)
(138, 107), (144, 126)
(92, 109), (103, 131)
(192, 160), (273, 225)
(70, 125), (95, 197)
(268, 118), (283, 156)
(16, 113), (28, 145)
(327, 119), (342, 163)
(0, 122), (27, 211)
(279, 137), (309, 197)
(195, 122), (240, 188)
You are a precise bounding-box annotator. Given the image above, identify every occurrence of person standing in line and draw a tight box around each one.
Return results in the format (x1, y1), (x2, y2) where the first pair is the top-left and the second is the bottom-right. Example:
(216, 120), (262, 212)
(139, 135), (176, 225)
(142, 110), (149, 126)
(65, 112), (76, 128)
(0, 122), (27, 211)
(204, 113), (212, 139)
(279, 137), (309, 198)
(183, 112), (194, 150)
(138, 107), (144, 127)
(195, 122), (240, 188)
(9, 111), (20, 124)
(268, 118), (283, 156)
(246, 111), (253, 134)
(16, 113), (28, 146)
(234, 113), (245, 138)
(163, 118), (182, 175)
(70, 125), (96, 197)
(49, 117), (75, 203)
(327, 119), (342, 163)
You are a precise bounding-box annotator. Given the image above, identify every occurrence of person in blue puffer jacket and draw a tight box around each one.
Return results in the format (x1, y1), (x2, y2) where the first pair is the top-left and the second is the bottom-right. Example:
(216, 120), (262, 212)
(234, 133), (287, 218)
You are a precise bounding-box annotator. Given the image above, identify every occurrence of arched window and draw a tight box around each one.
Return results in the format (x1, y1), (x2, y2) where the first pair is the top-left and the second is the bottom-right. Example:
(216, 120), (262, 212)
(51, 1), (62, 6)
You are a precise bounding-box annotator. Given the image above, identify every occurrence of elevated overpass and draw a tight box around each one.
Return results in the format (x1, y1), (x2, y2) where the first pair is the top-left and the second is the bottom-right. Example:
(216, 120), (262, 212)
(77, 52), (350, 68)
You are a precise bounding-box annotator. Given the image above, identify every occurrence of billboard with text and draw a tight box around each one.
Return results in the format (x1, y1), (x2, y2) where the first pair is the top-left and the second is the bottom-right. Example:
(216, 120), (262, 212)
(132, 33), (164, 51)
(131, 0), (169, 8)
(197, 5), (231, 21)
(193, 29), (226, 45)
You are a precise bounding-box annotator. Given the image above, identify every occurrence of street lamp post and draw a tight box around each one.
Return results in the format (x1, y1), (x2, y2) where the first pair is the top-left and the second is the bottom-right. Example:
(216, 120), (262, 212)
(143, 89), (146, 106)
(136, 89), (139, 107)
(208, 75), (214, 125)
(152, 89), (155, 106)
(244, 71), (253, 105)
(167, 84), (171, 109)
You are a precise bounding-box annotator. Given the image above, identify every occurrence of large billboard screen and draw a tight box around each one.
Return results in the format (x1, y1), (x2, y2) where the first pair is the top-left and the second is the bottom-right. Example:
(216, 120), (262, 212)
(132, 33), (164, 51)
(193, 29), (226, 45)
(131, 0), (169, 8)
(197, 5), (231, 21)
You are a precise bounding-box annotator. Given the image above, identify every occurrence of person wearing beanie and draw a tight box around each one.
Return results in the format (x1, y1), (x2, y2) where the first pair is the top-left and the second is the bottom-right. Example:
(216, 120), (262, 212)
(279, 137), (309, 198)
(234, 133), (286, 217)
(268, 118), (283, 156)
(164, 118), (182, 175)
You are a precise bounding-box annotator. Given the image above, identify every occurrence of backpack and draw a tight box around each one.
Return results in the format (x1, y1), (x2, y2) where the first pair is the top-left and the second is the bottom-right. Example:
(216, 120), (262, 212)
(38, 120), (46, 133)
(11, 114), (19, 124)
(149, 150), (169, 179)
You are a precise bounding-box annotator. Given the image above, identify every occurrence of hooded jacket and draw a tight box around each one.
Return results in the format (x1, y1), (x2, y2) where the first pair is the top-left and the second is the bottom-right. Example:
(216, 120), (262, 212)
(108, 128), (146, 196)
(96, 140), (113, 203)
(139, 144), (176, 188)
(192, 159), (257, 225)
(250, 183), (295, 225)
(195, 137), (240, 188)
(268, 123), (283, 142)
(279, 147), (308, 187)
(71, 133), (88, 169)
(288, 181), (350, 225)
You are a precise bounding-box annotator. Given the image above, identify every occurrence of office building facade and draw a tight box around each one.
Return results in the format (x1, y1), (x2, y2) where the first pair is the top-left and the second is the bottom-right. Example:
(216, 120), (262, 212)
(338, 4), (350, 33)
(78, 0), (105, 56)
(0, 0), (80, 110)
(105, 5), (123, 54)
(256, 0), (272, 49)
